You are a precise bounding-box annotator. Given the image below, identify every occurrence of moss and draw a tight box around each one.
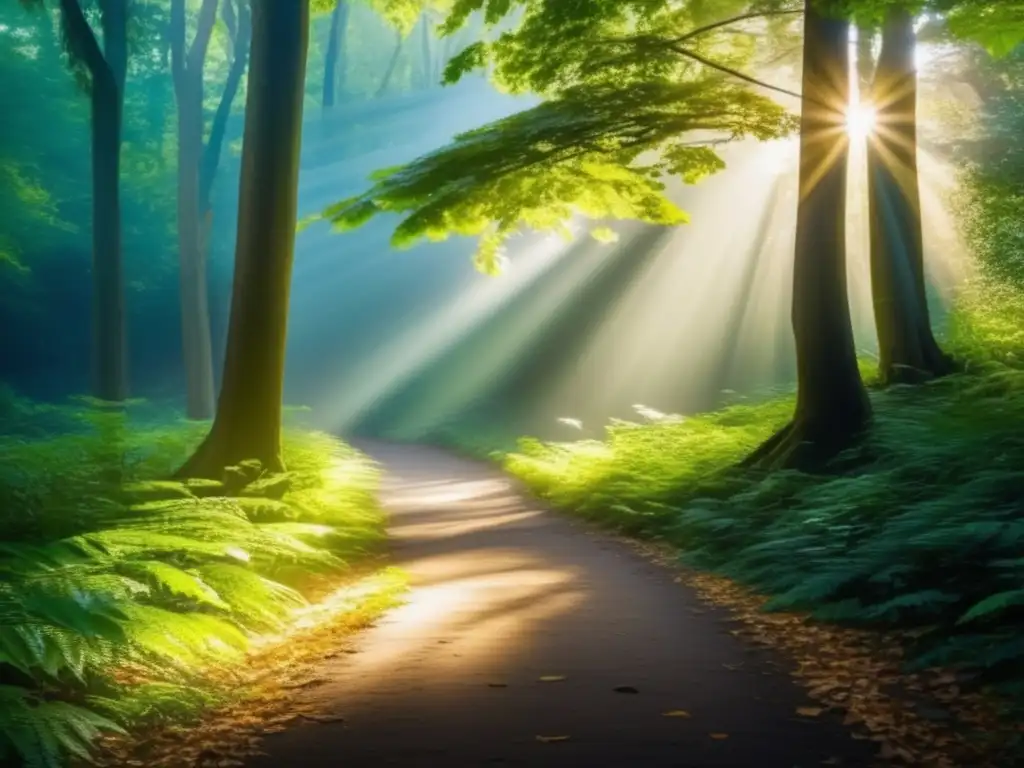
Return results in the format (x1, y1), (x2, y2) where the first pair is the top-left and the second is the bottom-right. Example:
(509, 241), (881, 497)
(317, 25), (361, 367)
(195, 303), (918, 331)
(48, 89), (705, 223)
(121, 480), (196, 503)
(239, 472), (295, 499)
(183, 477), (229, 497)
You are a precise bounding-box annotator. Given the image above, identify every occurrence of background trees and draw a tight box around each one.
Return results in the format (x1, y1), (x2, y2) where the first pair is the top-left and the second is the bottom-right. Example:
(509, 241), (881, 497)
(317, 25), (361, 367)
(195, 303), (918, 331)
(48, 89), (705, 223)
(22, 0), (131, 402)
(171, 0), (251, 420)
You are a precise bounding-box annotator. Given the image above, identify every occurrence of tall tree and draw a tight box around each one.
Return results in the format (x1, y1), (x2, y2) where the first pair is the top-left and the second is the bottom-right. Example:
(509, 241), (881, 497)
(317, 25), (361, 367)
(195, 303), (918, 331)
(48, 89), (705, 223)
(178, 0), (310, 477)
(171, 0), (251, 420)
(322, 0), (350, 108)
(23, 0), (130, 401)
(375, 29), (405, 98)
(745, 0), (871, 469)
(863, 6), (954, 383)
(171, 0), (218, 420)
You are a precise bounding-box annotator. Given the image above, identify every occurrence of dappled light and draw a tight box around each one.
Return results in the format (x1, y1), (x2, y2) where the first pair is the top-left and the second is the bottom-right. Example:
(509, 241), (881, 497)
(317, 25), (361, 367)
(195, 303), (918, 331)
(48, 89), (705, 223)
(3, 0), (1024, 766)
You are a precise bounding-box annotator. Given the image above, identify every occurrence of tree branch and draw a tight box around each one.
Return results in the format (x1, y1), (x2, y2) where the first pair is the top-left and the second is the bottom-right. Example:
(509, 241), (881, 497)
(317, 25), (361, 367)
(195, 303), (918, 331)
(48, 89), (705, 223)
(187, 0), (220, 77)
(666, 43), (805, 103)
(58, 0), (110, 82)
(200, 0), (250, 211)
(170, 0), (186, 87)
(669, 8), (803, 45)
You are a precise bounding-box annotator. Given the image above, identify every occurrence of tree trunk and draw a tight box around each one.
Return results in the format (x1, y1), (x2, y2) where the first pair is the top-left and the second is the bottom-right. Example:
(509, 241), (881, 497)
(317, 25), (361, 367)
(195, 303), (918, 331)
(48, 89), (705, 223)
(419, 13), (433, 89)
(375, 33), (403, 98)
(322, 0), (348, 108)
(60, 0), (129, 402)
(176, 91), (217, 419)
(172, 0), (220, 420)
(867, 8), (954, 384)
(90, 71), (128, 402)
(177, 0), (310, 478)
(744, 2), (871, 471)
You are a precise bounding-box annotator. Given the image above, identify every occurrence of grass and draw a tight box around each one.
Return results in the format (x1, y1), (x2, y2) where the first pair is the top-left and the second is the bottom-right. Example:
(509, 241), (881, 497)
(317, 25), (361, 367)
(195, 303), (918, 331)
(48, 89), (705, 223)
(0, 397), (394, 768)
(484, 284), (1024, 727)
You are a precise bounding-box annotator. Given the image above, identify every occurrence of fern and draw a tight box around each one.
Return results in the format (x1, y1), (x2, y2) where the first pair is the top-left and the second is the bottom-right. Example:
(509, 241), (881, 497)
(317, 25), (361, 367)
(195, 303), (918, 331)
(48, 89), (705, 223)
(0, 687), (124, 768)
(0, 403), (385, 767)
(959, 590), (1024, 625)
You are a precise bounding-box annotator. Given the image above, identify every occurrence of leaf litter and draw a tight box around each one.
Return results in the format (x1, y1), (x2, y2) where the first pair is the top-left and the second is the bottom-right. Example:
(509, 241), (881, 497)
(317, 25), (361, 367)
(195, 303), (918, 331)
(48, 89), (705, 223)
(618, 536), (1021, 768)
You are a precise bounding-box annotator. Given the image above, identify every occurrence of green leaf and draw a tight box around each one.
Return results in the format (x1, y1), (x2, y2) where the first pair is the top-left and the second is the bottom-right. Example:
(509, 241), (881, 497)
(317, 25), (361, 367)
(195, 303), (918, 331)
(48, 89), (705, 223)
(958, 589), (1024, 624)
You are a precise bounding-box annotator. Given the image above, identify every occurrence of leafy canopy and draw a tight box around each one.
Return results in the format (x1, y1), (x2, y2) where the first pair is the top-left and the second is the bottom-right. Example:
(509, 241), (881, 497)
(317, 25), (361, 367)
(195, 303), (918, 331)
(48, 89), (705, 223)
(320, 0), (802, 272)
(313, 0), (453, 36)
(944, 1), (1024, 58)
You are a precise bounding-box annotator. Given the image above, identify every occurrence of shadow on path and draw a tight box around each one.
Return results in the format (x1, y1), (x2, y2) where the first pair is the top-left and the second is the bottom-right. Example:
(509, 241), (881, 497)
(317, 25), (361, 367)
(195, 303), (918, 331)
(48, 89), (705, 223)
(247, 442), (879, 768)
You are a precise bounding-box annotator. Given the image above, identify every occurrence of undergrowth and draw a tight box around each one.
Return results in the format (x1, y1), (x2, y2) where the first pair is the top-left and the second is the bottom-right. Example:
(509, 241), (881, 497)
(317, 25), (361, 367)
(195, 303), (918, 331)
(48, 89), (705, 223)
(0, 400), (387, 768)
(499, 284), (1024, 717)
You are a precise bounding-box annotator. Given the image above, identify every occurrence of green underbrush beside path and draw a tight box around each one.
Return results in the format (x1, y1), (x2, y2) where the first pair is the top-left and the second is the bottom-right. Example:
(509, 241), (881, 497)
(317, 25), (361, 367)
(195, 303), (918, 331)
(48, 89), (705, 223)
(0, 399), (398, 768)
(494, 288), (1024, 724)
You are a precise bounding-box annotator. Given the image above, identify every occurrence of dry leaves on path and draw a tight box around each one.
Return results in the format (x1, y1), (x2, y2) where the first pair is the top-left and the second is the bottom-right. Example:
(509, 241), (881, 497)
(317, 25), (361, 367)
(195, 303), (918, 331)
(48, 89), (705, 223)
(614, 536), (1019, 768)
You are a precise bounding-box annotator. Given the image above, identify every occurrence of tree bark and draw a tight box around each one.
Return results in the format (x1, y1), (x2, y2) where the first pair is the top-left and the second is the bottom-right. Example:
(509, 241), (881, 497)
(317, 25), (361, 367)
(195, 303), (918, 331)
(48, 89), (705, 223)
(744, 2), (871, 471)
(175, 96), (217, 420)
(59, 0), (128, 402)
(172, 0), (219, 420)
(322, 0), (349, 108)
(866, 8), (954, 384)
(177, 0), (310, 478)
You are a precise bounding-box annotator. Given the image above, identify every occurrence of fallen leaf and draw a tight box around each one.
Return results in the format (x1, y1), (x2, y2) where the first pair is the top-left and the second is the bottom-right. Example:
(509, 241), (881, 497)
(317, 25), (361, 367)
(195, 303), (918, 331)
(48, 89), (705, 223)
(796, 707), (824, 717)
(298, 714), (345, 724)
(539, 675), (566, 682)
(613, 686), (639, 694)
(710, 733), (729, 740)
(282, 677), (328, 690)
(536, 735), (570, 743)
(662, 710), (691, 718)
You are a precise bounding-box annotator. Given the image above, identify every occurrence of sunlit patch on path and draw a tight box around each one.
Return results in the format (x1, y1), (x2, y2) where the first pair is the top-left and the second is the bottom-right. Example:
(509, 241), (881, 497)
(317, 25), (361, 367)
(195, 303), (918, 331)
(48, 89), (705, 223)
(246, 442), (880, 767)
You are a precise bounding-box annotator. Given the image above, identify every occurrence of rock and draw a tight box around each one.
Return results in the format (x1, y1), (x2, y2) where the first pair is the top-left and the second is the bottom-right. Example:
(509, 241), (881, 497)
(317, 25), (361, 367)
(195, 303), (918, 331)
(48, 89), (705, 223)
(122, 480), (195, 503)
(184, 478), (229, 498)
(240, 473), (295, 500)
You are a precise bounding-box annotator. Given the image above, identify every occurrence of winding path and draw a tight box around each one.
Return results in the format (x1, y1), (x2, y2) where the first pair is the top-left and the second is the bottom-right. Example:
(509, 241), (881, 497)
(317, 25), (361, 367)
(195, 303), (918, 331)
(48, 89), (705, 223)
(247, 442), (879, 767)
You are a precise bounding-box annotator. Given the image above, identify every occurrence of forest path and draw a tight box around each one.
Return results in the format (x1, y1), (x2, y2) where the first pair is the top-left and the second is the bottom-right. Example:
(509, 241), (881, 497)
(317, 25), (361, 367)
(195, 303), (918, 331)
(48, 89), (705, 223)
(247, 442), (878, 768)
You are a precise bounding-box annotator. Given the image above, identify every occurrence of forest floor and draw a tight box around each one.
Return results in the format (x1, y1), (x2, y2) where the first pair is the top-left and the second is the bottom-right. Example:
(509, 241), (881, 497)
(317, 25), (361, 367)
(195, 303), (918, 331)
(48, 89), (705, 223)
(233, 442), (907, 768)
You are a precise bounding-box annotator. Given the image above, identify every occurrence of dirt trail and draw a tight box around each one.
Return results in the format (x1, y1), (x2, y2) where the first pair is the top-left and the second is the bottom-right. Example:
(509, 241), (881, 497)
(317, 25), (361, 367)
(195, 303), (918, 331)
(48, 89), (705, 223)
(247, 442), (879, 767)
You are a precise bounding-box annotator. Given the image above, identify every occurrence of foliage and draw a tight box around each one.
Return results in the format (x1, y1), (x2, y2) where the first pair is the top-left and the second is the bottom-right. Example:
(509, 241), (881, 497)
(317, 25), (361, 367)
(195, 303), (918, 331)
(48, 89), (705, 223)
(0, 401), (386, 767)
(321, 0), (803, 271)
(945, 1), (1024, 58)
(501, 348), (1024, 697)
(321, 78), (796, 273)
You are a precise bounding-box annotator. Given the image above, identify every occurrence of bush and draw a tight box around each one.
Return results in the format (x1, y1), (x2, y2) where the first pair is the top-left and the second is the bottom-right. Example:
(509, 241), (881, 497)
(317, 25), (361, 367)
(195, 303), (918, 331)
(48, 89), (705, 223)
(502, 351), (1024, 699)
(0, 401), (385, 768)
